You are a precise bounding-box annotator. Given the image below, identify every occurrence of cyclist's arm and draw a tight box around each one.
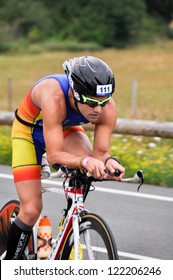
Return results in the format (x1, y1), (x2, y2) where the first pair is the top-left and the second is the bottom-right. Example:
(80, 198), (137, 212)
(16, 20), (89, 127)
(92, 98), (117, 160)
(33, 80), (86, 168)
(91, 99), (125, 177)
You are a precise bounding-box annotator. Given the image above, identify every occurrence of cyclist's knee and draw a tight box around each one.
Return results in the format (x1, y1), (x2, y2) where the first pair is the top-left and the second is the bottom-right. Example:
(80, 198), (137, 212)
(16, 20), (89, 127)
(19, 201), (42, 225)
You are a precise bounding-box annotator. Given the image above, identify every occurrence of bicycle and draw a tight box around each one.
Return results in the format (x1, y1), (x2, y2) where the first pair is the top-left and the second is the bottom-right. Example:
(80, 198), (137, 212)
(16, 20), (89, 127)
(0, 166), (144, 260)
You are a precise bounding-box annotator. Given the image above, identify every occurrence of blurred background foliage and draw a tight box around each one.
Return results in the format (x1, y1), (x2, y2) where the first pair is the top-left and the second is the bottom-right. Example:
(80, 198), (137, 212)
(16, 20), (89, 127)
(0, 0), (173, 53)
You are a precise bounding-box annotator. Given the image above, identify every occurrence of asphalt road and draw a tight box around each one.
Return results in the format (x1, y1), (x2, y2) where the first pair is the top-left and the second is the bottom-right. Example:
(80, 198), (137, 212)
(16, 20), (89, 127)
(0, 164), (173, 260)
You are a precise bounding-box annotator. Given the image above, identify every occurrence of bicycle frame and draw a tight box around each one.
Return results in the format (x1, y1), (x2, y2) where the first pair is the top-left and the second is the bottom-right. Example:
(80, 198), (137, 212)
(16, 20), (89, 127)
(37, 176), (88, 260)
(38, 168), (144, 260)
(0, 173), (91, 260)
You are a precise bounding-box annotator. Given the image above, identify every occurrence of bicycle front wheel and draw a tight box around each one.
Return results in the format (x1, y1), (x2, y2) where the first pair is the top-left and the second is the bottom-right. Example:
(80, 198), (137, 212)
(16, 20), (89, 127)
(60, 213), (119, 260)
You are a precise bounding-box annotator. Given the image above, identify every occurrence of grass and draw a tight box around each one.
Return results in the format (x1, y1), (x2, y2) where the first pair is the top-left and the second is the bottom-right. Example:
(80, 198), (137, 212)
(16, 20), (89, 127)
(110, 135), (173, 187)
(0, 126), (173, 187)
(0, 126), (12, 166)
(0, 41), (173, 121)
(87, 131), (173, 187)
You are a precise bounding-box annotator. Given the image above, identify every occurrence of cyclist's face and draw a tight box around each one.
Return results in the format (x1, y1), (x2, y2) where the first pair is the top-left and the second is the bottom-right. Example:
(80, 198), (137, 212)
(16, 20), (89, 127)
(77, 96), (109, 123)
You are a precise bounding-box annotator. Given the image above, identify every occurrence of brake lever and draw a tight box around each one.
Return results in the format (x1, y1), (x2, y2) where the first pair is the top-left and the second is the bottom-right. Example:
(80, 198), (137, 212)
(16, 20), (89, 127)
(136, 170), (144, 192)
(106, 169), (144, 191)
(120, 170), (144, 192)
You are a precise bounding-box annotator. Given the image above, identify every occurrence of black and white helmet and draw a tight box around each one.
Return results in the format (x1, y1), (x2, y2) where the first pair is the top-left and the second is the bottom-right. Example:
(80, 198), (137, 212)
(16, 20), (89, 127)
(62, 56), (115, 100)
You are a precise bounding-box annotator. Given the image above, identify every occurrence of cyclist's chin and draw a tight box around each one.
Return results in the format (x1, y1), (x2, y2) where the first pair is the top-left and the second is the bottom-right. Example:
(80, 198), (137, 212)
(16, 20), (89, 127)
(87, 113), (101, 122)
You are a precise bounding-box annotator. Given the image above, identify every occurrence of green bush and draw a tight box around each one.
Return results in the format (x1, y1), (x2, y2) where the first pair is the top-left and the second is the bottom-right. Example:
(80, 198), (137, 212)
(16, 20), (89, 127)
(136, 16), (167, 44)
(167, 26), (173, 39)
(0, 39), (103, 54)
(43, 40), (103, 52)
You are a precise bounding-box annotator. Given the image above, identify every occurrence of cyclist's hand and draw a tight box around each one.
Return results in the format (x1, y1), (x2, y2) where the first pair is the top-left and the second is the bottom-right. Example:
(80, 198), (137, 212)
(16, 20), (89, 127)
(105, 158), (125, 181)
(85, 158), (107, 179)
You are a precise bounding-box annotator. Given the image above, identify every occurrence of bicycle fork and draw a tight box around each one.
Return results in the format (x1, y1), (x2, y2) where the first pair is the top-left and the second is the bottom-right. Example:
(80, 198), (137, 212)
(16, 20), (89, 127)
(72, 213), (80, 260)
(83, 228), (95, 260)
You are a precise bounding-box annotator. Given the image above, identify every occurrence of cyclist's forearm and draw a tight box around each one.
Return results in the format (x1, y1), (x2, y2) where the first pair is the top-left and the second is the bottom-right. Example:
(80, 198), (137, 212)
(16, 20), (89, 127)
(92, 150), (110, 163)
(47, 152), (89, 169)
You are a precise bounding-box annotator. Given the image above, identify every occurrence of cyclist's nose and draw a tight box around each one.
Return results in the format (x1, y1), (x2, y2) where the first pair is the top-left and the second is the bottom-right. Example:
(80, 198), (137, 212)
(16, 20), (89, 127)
(93, 105), (102, 113)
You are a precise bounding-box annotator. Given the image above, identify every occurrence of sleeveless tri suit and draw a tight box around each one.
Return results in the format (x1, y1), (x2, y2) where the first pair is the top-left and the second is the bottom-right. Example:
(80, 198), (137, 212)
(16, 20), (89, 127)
(12, 74), (89, 182)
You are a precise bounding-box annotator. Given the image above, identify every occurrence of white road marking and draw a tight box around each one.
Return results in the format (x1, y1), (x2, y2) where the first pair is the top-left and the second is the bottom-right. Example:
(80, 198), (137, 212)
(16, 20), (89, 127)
(1, 173), (173, 202)
(53, 238), (161, 260)
(118, 251), (161, 260)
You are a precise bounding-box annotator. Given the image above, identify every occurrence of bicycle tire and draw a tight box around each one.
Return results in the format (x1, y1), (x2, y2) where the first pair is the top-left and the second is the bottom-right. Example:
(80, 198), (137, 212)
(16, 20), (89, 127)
(0, 200), (35, 259)
(59, 213), (119, 260)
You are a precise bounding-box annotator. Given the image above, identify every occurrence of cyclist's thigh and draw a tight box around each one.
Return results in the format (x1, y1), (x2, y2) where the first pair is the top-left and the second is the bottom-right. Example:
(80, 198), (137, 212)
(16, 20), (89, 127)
(12, 119), (44, 183)
(63, 126), (92, 155)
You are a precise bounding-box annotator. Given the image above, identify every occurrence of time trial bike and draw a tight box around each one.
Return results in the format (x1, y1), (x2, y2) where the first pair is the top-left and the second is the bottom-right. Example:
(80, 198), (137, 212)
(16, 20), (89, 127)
(0, 166), (144, 260)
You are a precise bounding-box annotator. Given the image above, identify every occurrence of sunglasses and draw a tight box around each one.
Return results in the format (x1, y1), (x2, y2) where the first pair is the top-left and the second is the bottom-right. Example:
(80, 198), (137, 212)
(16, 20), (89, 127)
(80, 94), (111, 107)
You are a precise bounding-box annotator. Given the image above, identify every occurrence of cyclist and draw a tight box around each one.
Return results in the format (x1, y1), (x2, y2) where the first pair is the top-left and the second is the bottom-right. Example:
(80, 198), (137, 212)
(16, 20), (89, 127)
(5, 56), (125, 259)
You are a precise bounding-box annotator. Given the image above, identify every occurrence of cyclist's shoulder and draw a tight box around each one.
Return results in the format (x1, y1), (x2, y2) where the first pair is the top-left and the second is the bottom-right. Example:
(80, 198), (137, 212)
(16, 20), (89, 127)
(34, 74), (67, 84)
(33, 75), (70, 102)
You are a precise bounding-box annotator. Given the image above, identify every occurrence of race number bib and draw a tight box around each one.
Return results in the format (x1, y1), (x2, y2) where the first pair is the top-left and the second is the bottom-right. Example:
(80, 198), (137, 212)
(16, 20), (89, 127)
(96, 84), (112, 96)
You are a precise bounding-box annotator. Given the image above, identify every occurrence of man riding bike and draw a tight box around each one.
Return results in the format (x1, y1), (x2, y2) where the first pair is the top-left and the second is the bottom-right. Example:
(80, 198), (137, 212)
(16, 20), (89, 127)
(5, 56), (125, 259)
